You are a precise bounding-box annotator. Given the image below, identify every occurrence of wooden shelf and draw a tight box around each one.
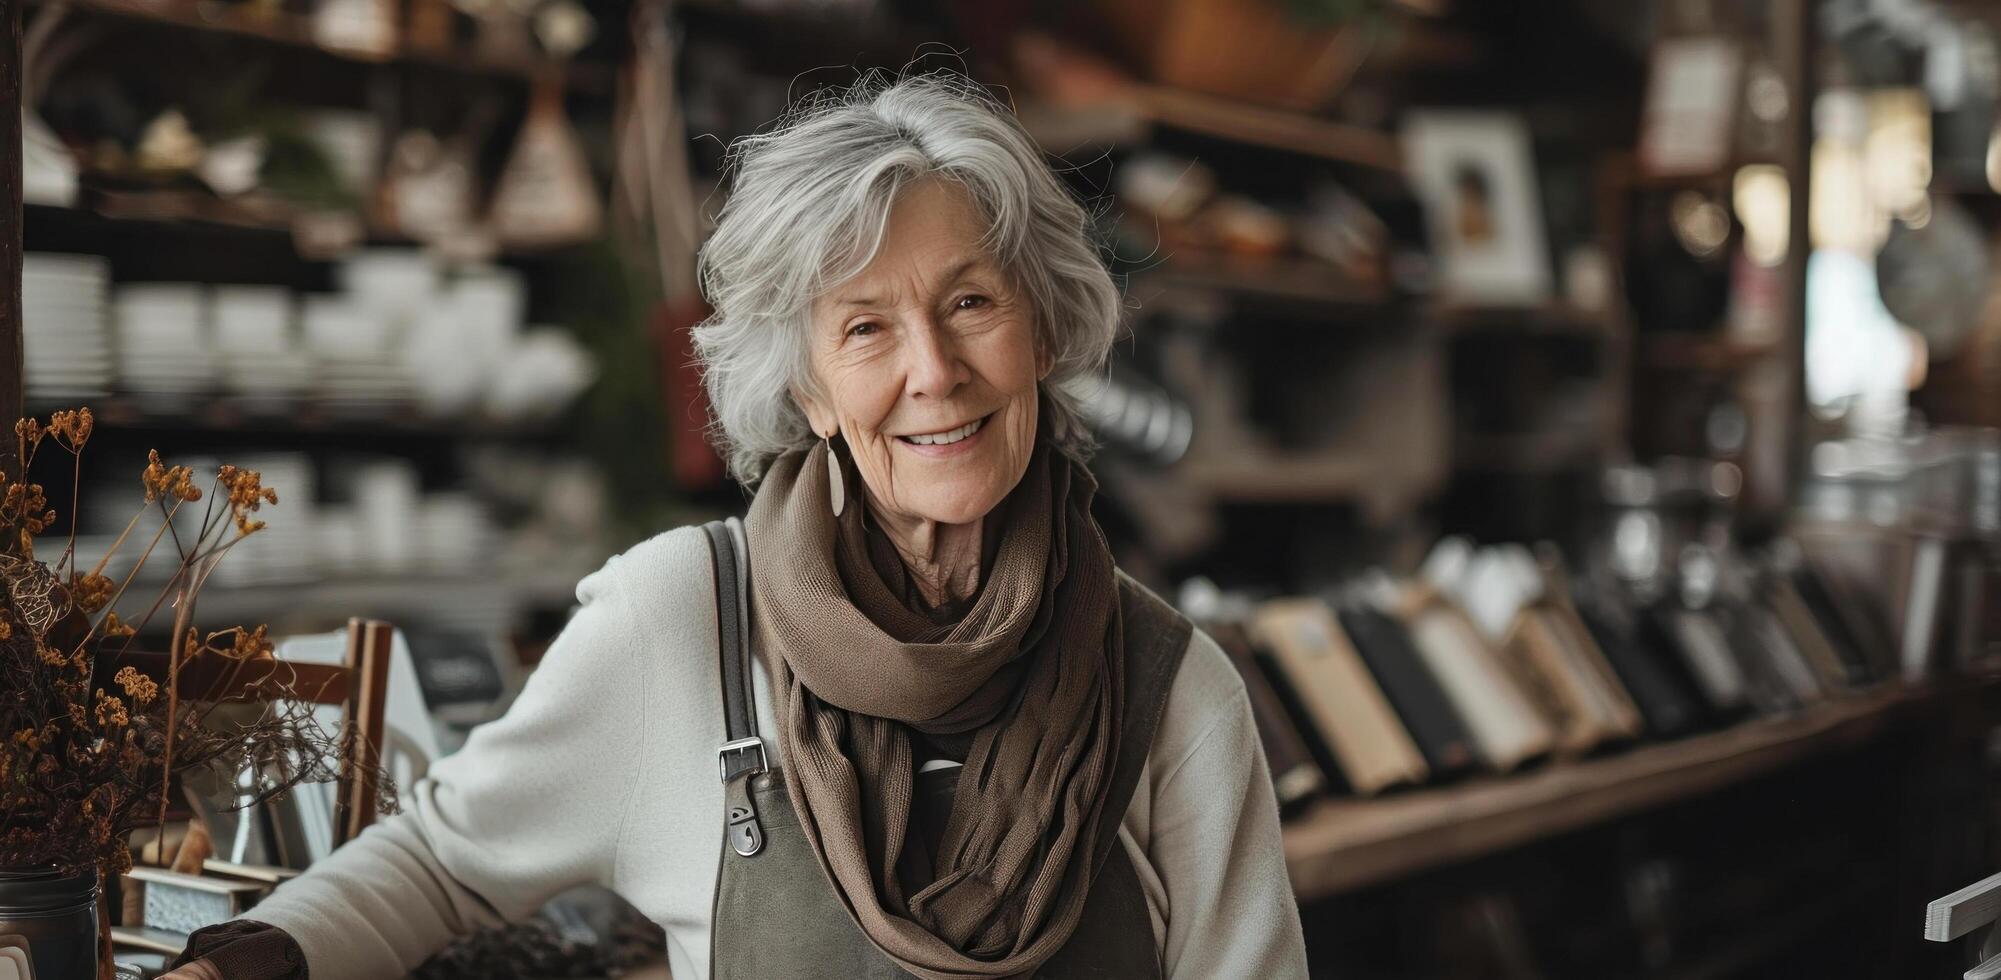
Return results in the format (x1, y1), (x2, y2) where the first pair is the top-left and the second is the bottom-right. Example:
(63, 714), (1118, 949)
(1639, 333), (1778, 373)
(32, 0), (613, 93)
(1282, 683), (1962, 900)
(1620, 169), (1737, 190)
(1451, 428), (1605, 472)
(1020, 86), (1401, 173)
(30, 196), (300, 240)
(1132, 84), (1402, 172)
(1128, 253), (1391, 312)
(1163, 447), (1442, 523)
(1171, 450), (1377, 502)
(28, 198), (584, 263)
(1430, 302), (1613, 337)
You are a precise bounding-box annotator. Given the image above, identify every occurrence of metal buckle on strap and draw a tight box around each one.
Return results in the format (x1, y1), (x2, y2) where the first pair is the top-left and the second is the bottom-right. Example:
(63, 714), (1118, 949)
(717, 736), (768, 783)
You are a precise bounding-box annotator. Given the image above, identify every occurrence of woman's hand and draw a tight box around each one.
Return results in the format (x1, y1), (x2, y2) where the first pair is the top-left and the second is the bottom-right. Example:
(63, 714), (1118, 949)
(158, 959), (225, 980)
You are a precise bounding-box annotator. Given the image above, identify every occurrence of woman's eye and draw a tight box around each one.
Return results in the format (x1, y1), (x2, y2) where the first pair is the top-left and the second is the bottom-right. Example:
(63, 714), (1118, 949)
(847, 321), (880, 338)
(956, 295), (989, 311)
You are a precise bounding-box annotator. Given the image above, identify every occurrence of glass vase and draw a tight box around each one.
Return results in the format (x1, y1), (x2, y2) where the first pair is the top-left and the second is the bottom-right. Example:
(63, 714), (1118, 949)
(0, 866), (100, 980)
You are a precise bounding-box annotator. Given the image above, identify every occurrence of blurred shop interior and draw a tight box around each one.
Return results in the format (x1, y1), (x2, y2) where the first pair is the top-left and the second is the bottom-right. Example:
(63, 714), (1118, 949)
(8, 0), (2001, 976)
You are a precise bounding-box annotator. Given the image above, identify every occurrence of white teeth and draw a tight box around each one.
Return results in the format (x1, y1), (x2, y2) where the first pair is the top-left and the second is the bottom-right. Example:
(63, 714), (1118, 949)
(905, 415), (985, 446)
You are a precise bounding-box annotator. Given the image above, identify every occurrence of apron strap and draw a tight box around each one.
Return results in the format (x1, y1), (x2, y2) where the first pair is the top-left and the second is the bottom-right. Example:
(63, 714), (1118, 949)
(705, 517), (765, 857)
(1088, 575), (1193, 882)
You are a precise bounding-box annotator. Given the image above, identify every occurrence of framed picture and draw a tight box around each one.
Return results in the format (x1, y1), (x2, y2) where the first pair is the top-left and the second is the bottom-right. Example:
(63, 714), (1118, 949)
(1401, 111), (1553, 305)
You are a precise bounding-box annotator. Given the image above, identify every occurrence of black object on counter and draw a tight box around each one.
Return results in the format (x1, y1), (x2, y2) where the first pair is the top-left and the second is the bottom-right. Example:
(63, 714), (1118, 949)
(1576, 597), (1707, 738)
(1338, 603), (1479, 779)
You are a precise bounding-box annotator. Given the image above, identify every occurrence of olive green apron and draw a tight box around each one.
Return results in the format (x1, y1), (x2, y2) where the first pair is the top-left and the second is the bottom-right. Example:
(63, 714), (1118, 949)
(700, 517), (1191, 980)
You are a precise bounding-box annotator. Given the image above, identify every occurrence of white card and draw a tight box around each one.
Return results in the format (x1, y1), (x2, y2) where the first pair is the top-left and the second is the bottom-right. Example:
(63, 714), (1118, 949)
(0, 942), (33, 980)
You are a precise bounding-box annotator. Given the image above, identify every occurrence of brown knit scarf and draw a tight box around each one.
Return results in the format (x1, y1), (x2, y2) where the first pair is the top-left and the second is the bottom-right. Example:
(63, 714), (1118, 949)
(744, 434), (1125, 980)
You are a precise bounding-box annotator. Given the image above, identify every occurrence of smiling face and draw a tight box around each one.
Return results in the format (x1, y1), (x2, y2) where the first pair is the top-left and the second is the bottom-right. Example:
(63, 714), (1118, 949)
(792, 177), (1051, 528)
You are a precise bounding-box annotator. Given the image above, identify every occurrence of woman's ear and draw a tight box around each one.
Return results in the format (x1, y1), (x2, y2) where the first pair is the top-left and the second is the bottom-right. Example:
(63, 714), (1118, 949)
(789, 382), (837, 439)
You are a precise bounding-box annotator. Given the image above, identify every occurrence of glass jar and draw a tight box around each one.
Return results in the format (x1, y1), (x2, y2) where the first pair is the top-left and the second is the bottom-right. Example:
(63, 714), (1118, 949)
(0, 866), (99, 980)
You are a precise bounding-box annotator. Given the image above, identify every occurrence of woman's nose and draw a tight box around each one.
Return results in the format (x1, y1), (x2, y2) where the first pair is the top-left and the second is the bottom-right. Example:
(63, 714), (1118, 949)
(903, 319), (970, 399)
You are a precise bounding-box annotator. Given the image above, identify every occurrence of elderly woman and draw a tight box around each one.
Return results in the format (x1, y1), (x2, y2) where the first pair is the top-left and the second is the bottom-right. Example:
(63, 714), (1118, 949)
(166, 73), (1307, 980)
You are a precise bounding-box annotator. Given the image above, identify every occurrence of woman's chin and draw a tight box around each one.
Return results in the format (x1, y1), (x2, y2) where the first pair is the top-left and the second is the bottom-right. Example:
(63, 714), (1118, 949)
(904, 493), (1007, 526)
(885, 475), (1012, 526)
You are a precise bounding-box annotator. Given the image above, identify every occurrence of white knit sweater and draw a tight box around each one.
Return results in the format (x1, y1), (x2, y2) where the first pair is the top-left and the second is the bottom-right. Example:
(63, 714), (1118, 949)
(238, 525), (1310, 979)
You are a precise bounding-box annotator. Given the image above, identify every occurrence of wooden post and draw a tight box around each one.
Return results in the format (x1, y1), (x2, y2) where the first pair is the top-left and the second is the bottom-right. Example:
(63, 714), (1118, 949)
(1, 0), (24, 484)
(1774, 0), (1813, 512)
(333, 618), (394, 848)
(1739, 0), (1814, 533)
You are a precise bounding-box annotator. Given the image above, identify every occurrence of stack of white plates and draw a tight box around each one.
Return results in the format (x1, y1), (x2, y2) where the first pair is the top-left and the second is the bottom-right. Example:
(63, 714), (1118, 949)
(301, 293), (393, 355)
(315, 506), (363, 578)
(227, 350), (315, 415)
(207, 453), (319, 587)
(214, 286), (309, 413)
(402, 305), (486, 417)
(447, 266), (525, 350)
(486, 328), (597, 423)
(414, 493), (499, 575)
(23, 253), (112, 403)
(214, 286), (292, 353)
(387, 266), (526, 420)
(317, 354), (414, 416)
(116, 283), (215, 410)
(339, 248), (438, 326)
(302, 295), (413, 416)
(351, 461), (421, 574)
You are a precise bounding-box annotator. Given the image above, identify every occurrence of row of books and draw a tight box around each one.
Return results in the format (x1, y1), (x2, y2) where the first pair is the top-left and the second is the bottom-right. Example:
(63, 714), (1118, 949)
(1187, 537), (1903, 809)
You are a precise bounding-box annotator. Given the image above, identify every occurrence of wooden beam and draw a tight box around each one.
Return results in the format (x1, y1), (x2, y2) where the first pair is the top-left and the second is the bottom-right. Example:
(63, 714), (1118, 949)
(1739, 0), (1814, 531)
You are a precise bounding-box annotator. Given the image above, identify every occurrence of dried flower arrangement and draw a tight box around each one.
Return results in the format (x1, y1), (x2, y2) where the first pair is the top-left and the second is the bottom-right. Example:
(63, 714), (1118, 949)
(0, 408), (391, 978)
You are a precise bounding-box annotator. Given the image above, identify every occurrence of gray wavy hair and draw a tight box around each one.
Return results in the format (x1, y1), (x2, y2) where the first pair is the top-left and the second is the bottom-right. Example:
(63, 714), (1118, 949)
(692, 72), (1123, 486)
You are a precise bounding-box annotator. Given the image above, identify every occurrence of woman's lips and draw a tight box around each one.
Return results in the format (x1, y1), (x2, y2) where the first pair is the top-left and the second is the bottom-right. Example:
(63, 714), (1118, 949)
(896, 412), (993, 458)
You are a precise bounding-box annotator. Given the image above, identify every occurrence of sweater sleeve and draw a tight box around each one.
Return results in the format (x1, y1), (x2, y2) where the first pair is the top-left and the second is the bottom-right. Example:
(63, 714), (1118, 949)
(222, 552), (653, 980)
(1152, 628), (1310, 980)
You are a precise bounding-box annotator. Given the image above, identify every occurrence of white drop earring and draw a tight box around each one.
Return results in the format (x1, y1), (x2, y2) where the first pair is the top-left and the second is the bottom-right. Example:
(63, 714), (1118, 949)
(824, 433), (845, 517)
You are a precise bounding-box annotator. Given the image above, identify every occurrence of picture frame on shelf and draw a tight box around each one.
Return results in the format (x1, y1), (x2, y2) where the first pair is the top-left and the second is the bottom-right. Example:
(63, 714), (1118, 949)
(1400, 111), (1553, 306)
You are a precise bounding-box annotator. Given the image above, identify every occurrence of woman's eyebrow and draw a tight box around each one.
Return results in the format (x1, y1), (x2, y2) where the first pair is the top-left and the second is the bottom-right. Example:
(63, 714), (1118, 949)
(829, 256), (987, 309)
